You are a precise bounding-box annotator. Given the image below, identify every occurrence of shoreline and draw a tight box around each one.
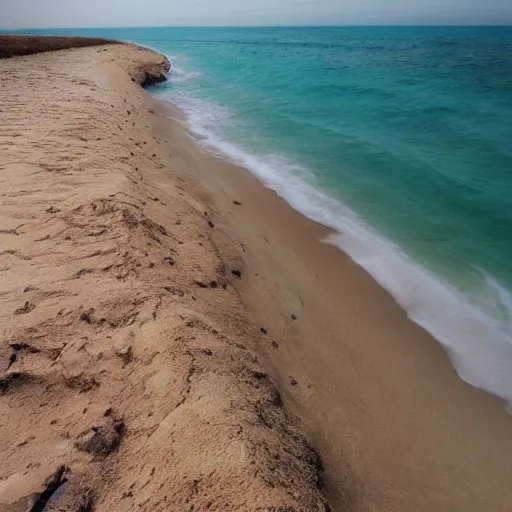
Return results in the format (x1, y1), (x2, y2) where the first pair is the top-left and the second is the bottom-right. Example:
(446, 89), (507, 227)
(155, 95), (512, 406)
(156, 82), (512, 408)
(153, 98), (512, 511)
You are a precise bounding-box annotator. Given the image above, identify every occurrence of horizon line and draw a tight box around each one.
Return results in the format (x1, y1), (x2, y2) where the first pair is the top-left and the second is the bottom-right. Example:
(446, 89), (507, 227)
(2, 23), (512, 31)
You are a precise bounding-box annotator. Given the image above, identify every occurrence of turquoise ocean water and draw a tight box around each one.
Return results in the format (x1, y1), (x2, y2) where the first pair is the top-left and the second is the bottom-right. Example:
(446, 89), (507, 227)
(10, 26), (512, 403)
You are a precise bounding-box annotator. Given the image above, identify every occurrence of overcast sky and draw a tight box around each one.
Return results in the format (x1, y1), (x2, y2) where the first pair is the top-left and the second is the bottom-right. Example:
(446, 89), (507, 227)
(1, 0), (511, 29)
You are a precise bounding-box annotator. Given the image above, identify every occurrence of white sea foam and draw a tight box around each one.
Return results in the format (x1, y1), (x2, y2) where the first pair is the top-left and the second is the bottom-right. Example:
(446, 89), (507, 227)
(169, 66), (203, 84)
(160, 89), (512, 407)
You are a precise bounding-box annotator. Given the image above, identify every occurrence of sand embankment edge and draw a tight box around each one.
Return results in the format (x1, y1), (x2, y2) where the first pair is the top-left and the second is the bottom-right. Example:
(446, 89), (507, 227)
(0, 40), (330, 511)
(0, 34), (120, 59)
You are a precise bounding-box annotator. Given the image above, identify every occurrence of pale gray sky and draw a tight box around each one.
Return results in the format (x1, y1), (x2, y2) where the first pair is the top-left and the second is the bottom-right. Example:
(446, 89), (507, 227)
(0, 0), (510, 29)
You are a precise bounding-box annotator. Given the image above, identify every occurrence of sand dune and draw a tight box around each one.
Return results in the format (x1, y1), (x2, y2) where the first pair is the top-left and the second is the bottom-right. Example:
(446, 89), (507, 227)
(0, 40), (329, 511)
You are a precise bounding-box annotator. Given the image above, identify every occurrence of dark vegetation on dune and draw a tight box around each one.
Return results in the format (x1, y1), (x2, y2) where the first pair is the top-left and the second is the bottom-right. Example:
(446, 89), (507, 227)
(0, 35), (119, 59)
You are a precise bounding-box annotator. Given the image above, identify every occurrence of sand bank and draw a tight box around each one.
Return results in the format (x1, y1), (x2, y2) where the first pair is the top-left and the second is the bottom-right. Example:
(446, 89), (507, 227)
(0, 35), (119, 58)
(0, 40), (328, 511)
(152, 102), (512, 511)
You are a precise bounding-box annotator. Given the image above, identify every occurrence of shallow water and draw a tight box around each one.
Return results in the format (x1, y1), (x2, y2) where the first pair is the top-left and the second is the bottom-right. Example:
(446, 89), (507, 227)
(11, 26), (512, 404)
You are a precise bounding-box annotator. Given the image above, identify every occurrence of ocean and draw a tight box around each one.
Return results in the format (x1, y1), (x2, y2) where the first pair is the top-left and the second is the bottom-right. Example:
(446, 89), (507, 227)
(10, 26), (512, 404)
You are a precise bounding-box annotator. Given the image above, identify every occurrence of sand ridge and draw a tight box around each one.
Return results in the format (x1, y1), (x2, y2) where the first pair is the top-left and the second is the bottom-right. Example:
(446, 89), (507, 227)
(0, 41), (330, 511)
(0, 35), (119, 59)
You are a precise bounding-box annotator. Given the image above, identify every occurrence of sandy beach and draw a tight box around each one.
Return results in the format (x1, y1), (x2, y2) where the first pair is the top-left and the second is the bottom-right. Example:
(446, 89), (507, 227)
(1, 36), (512, 512)
(0, 39), (328, 512)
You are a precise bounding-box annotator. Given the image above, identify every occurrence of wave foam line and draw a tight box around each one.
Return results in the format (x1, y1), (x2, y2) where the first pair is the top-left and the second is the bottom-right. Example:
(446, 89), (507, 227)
(160, 90), (512, 408)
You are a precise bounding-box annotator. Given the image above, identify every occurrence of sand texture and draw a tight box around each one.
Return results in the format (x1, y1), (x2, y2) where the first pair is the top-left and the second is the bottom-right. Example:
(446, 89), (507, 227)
(0, 42), (329, 511)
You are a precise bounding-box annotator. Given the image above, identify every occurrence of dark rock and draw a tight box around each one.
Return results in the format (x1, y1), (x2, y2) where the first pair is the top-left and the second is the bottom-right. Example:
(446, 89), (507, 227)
(75, 418), (125, 457)
(141, 72), (167, 87)
(231, 270), (242, 278)
(33, 473), (95, 512)
(46, 486), (95, 512)
(260, 327), (267, 335)
(29, 465), (69, 512)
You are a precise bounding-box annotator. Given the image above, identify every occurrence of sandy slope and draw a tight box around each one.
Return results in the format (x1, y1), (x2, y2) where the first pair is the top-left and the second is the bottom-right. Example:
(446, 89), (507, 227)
(0, 41), (329, 511)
